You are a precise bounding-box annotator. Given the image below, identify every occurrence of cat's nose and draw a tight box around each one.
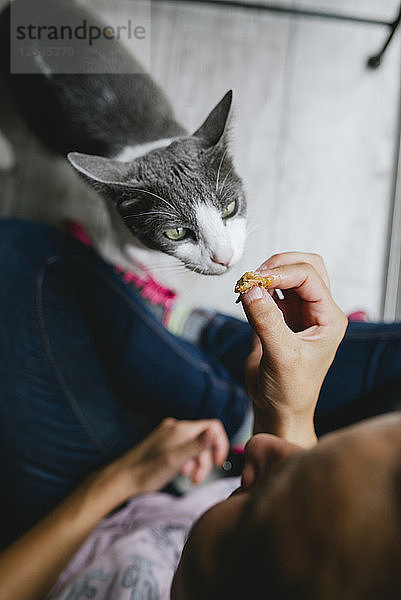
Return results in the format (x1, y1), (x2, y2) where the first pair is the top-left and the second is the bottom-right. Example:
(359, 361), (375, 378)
(212, 249), (233, 268)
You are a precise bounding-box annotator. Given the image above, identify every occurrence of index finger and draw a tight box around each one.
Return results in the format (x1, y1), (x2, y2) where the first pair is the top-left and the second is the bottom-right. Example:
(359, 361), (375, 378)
(256, 262), (337, 326)
(258, 252), (330, 289)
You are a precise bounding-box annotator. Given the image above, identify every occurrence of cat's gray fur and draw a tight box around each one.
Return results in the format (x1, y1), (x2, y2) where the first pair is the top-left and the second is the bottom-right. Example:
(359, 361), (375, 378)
(0, 0), (247, 275)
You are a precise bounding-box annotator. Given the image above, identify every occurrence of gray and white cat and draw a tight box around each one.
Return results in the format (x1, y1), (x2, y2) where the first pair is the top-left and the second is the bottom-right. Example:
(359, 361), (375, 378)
(0, 0), (247, 275)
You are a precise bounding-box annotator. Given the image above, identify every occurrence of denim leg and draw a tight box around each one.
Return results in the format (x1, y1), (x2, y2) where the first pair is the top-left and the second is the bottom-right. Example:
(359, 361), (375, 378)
(0, 220), (137, 542)
(0, 219), (250, 542)
(199, 313), (253, 388)
(316, 322), (401, 434)
(200, 316), (401, 434)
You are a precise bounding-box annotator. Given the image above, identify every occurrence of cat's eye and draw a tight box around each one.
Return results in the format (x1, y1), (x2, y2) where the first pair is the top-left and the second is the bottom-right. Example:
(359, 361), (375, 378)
(164, 227), (188, 241)
(221, 200), (237, 219)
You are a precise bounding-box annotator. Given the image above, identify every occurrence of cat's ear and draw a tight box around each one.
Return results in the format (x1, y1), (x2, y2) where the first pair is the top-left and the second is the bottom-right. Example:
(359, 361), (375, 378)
(192, 90), (232, 148)
(67, 152), (134, 186)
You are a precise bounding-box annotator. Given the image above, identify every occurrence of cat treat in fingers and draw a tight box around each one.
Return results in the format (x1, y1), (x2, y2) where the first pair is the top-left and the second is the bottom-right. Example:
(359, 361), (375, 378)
(234, 271), (275, 301)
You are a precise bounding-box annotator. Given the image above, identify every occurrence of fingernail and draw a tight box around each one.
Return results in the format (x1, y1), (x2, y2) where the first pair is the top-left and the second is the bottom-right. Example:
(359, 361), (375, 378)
(256, 261), (271, 271)
(255, 266), (273, 276)
(242, 286), (265, 304)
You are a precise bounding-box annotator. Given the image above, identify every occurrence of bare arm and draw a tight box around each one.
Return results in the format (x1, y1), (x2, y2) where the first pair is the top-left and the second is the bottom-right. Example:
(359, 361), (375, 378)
(0, 418), (228, 600)
(0, 469), (122, 600)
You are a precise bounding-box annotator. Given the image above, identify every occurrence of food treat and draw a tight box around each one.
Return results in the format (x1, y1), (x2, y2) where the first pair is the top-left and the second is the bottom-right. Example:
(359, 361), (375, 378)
(234, 271), (275, 294)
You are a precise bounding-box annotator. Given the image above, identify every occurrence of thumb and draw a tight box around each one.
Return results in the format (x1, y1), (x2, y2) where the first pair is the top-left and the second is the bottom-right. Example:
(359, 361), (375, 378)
(251, 332), (262, 355)
(241, 286), (291, 356)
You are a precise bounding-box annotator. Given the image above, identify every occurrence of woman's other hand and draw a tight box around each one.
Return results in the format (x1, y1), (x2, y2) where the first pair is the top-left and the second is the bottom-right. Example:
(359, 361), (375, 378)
(101, 418), (229, 504)
(0, 418), (228, 600)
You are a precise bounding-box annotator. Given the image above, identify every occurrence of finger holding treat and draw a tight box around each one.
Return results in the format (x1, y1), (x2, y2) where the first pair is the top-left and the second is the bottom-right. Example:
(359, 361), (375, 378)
(235, 260), (340, 334)
(257, 251), (331, 288)
(234, 254), (348, 448)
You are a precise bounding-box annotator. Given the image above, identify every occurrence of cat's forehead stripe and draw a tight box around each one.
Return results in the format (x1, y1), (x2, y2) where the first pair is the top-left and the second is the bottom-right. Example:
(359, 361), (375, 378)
(115, 138), (177, 162)
(194, 203), (246, 268)
(195, 204), (231, 262)
(195, 203), (223, 238)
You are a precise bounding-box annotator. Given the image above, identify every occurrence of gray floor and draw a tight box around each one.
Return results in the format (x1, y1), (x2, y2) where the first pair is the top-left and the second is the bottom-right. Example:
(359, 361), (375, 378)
(1, 0), (401, 320)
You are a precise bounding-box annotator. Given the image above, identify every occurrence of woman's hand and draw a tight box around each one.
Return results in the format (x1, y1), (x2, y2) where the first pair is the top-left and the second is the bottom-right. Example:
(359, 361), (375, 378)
(240, 252), (348, 447)
(100, 418), (229, 504)
(0, 418), (228, 600)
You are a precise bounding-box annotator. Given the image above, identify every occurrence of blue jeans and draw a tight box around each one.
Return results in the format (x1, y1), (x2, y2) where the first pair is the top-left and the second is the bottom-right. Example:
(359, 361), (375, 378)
(0, 218), (400, 543)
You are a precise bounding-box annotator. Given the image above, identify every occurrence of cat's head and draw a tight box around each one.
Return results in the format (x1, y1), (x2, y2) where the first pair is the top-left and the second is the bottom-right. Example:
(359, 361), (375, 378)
(68, 91), (247, 275)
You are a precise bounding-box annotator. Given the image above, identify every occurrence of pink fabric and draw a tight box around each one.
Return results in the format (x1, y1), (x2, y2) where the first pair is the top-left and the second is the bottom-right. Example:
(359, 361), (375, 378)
(114, 266), (177, 325)
(348, 311), (369, 322)
(65, 219), (177, 325)
(64, 219), (93, 247)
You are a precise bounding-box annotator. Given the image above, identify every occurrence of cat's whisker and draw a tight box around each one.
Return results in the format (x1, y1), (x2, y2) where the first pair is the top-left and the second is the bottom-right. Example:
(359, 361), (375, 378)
(245, 227), (264, 242)
(244, 227), (266, 252)
(139, 256), (183, 267)
(215, 149), (228, 193)
(189, 264), (208, 277)
(129, 188), (177, 214)
(147, 264), (187, 273)
(246, 214), (264, 231)
(246, 220), (262, 232)
(220, 186), (235, 204)
(246, 220), (265, 236)
(218, 166), (233, 197)
(123, 211), (177, 220)
(243, 220), (263, 242)
(140, 261), (188, 273)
